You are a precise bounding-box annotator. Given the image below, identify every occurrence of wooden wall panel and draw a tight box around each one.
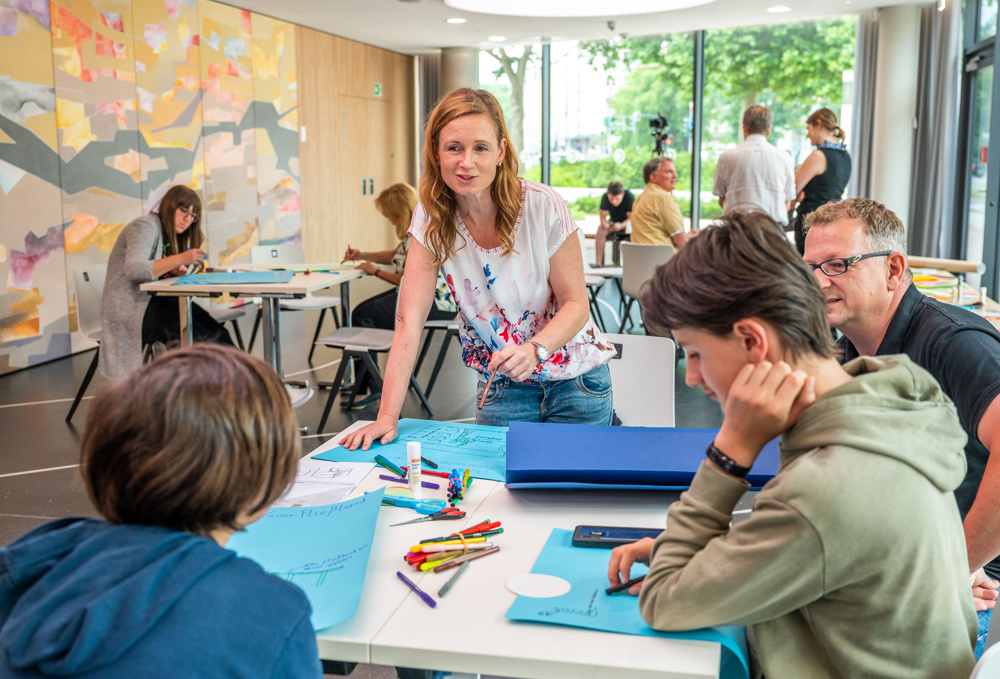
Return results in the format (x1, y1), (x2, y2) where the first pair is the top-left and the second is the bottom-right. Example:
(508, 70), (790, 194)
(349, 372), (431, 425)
(297, 27), (416, 265)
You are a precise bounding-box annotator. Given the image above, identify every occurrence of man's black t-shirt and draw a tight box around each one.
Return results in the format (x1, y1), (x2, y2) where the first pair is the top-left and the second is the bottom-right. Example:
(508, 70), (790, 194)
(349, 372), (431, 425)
(599, 190), (635, 224)
(839, 283), (1000, 578)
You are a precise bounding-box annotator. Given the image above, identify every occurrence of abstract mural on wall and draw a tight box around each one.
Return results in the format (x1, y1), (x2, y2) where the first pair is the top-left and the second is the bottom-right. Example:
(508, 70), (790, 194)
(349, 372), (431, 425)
(0, 0), (70, 372)
(198, 0), (257, 265)
(252, 13), (299, 246)
(132, 0), (204, 214)
(0, 0), (305, 375)
(51, 0), (142, 353)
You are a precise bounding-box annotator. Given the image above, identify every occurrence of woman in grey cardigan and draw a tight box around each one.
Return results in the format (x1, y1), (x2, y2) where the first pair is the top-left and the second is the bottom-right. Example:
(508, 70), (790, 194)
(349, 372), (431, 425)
(99, 186), (232, 379)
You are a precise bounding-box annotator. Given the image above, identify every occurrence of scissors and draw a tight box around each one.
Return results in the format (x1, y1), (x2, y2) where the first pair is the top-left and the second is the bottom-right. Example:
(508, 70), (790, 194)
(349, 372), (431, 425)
(390, 506), (467, 527)
(382, 495), (447, 515)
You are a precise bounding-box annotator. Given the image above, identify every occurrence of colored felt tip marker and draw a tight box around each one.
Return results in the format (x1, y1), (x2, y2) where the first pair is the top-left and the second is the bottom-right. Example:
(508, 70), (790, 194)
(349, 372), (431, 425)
(421, 456), (439, 469)
(605, 575), (646, 596)
(438, 561), (469, 597)
(374, 455), (405, 478)
(378, 474), (439, 489)
(401, 466), (450, 479)
(478, 366), (499, 410)
(397, 571), (436, 608)
(432, 546), (500, 573)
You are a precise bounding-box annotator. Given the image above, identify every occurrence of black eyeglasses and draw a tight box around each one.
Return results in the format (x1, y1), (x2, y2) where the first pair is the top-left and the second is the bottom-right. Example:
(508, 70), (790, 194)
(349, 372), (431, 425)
(807, 251), (893, 276)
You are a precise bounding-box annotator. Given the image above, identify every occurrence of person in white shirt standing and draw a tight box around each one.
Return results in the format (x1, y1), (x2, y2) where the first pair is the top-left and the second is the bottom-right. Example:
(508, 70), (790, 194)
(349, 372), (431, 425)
(712, 106), (796, 228)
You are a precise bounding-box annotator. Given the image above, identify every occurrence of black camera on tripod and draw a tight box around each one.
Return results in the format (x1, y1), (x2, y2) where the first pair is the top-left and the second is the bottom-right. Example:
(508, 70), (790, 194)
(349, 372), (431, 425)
(649, 112), (671, 156)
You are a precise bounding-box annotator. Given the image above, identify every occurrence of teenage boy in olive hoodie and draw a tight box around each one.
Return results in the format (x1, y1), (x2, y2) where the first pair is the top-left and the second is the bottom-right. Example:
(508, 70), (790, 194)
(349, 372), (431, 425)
(612, 212), (977, 679)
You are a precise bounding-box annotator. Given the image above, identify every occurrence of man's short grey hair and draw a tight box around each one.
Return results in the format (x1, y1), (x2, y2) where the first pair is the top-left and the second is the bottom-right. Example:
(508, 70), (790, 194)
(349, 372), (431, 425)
(643, 156), (671, 185)
(743, 106), (773, 136)
(803, 198), (911, 277)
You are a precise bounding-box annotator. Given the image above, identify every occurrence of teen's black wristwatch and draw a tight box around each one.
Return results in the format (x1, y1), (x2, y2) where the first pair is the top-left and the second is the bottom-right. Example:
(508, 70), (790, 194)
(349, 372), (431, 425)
(706, 442), (751, 479)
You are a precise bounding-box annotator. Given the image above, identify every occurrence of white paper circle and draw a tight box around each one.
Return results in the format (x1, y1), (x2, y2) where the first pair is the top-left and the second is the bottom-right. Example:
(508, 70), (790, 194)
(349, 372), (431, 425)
(506, 573), (571, 598)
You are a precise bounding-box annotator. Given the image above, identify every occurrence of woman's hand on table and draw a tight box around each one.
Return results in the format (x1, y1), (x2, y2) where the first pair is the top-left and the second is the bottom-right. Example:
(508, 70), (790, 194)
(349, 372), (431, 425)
(488, 343), (539, 382)
(357, 261), (379, 275)
(166, 264), (189, 277)
(608, 538), (654, 596)
(343, 416), (399, 451)
(342, 247), (362, 263)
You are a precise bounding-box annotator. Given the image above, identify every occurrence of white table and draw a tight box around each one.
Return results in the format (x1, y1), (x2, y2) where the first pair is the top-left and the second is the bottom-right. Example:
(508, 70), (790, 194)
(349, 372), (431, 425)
(312, 422), (725, 678)
(139, 268), (365, 377)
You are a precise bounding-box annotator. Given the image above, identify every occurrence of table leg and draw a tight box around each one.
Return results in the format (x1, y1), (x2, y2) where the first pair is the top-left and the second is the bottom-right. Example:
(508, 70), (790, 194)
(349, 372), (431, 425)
(340, 280), (354, 383)
(340, 280), (352, 327)
(262, 297), (275, 370)
(179, 296), (194, 347)
(273, 298), (284, 379)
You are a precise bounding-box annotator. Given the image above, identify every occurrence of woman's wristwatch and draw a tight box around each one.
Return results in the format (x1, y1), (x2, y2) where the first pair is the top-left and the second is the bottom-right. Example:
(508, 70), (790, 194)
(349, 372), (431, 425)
(527, 339), (550, 363)
(705, 442), (751, 478)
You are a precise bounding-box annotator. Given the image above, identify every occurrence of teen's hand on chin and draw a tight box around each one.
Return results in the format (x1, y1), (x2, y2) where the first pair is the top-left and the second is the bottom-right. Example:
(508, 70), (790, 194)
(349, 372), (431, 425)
(714, 361), (816, 469)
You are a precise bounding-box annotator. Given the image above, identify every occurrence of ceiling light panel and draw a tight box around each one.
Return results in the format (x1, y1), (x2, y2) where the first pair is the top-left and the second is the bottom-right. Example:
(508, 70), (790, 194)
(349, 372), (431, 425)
(444, 0), (715, 18)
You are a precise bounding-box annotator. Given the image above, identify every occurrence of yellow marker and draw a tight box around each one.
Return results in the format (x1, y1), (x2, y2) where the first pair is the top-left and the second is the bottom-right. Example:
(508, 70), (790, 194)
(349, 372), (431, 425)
(410, 536), (487, 553)
(420, 555), (460, 571)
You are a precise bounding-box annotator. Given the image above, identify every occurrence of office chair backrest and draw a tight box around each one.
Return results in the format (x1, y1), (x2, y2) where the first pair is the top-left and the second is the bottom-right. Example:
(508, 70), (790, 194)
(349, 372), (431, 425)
(72, 264), (107, 342)
(970, 644), (1000, 678)
(620, 242), (672, 299)
(602, 332), (675, 427)
(250, 243), (306, 265)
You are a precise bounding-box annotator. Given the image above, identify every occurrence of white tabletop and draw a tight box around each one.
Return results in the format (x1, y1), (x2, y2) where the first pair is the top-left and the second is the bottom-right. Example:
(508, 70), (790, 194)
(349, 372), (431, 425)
(584, 265), (623, 278)
(309, 423), (502, 663)
(313, 422), (725, 677)
(139, 269), (365, 297)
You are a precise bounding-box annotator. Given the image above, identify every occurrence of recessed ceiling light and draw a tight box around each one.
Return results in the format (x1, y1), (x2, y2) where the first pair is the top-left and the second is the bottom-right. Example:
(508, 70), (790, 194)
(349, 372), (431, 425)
(446, 17), (467, 23)
(444, 0), (714, 17)
(488, 35), (506, 41)
(767, 4), (791, 11)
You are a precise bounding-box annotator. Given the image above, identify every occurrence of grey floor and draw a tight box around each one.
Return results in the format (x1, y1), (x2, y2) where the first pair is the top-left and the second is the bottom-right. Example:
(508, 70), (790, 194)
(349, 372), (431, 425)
(0, 277), (725, 679)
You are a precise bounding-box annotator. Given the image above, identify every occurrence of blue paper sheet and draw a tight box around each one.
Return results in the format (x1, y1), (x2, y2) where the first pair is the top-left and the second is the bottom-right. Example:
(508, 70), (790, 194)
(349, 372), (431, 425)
(505, 528), (749, 679)
(173, 270), (294, 285)
(506, 422), (780, 489)
(314, 419), (507, 481)
(227, 488), (384, 630)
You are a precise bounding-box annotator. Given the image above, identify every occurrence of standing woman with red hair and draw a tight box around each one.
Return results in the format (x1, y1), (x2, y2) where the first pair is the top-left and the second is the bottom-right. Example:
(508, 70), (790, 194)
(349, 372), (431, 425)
(345, 88), (616, 450)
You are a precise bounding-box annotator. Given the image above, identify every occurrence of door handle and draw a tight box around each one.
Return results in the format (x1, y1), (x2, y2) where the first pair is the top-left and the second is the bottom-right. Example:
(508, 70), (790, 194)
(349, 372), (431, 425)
(362, 178), (367, 196)
(369, 178), (374, 194)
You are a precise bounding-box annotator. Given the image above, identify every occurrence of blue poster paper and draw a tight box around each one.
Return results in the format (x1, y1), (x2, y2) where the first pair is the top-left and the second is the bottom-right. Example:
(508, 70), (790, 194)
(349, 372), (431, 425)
(505, 529), (749, 679)
(314, 419), (507, 482)
(227, 488), (384, 630)
(173, 270), (294, 285)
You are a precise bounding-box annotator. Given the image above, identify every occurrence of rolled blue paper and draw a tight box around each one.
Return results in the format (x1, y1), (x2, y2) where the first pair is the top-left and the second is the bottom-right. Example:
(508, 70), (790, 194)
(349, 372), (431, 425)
(315, 419), (507, 482)
(505, 528), (749, 679)
(173, 270), (294, 285)
(227, 488), (384, 630)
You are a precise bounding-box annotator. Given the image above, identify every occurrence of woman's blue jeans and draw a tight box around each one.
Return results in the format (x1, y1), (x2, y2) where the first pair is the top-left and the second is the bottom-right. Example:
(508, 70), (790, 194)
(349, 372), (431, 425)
(475, 363), (614, 427)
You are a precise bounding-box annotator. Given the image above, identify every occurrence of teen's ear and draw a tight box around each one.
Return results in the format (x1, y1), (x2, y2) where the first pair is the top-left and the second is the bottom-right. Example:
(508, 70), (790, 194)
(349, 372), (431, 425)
(886, 252), (907, 291)
(731, 319), (769, 363)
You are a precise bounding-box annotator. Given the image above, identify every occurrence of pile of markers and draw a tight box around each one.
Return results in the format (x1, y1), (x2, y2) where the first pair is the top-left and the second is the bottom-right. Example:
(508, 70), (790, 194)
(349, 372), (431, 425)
(403, 519), (502, 574)
(447, 468), (471, 505)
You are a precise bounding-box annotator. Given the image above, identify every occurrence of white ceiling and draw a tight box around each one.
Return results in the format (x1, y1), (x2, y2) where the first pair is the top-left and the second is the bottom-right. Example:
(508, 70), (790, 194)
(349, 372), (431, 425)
(221, 0), (918, 55)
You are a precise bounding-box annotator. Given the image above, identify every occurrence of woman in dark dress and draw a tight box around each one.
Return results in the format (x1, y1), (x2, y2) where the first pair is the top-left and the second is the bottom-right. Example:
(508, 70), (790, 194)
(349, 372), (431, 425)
(792, 108), (852, 254)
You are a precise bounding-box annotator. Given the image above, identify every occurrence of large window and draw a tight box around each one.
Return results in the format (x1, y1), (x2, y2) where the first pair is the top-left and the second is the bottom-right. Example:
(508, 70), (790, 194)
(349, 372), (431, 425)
(480, 45), (542, 178)
(544, 38), (694, 231)
(702, 18), (856, 221)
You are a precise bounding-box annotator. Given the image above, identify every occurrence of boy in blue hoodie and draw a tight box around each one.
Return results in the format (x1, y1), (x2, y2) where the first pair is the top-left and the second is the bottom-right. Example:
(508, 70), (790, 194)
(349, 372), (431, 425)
(0, 344), (322, 679)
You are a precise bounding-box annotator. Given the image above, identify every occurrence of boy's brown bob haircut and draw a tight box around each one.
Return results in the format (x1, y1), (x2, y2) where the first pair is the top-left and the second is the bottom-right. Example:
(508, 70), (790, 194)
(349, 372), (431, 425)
(640, 211), (837, 361)
(81, 344), (300, 536)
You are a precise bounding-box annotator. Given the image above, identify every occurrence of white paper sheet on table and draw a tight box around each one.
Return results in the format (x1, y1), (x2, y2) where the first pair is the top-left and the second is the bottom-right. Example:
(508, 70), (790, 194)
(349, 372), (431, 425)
(274, 460), (375, 507)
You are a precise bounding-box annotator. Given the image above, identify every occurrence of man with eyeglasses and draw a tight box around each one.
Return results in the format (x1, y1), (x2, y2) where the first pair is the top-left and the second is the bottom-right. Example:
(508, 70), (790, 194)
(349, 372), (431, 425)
(804, 197), (1000, 657)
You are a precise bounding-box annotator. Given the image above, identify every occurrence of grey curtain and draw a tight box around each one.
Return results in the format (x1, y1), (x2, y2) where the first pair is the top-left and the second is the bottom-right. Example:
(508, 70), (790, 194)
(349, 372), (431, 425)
(907, 1), (962, 257)
(849, 10), (880, 199)
(418, 53), (441, 142)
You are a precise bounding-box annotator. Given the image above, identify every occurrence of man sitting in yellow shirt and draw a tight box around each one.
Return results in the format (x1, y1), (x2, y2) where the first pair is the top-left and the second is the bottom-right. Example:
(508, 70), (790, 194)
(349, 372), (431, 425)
(630, 156), (690, 251)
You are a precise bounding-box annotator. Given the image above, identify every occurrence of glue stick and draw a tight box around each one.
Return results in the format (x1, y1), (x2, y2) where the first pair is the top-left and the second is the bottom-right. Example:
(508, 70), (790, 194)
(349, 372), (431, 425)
(407, 442), (422, 499)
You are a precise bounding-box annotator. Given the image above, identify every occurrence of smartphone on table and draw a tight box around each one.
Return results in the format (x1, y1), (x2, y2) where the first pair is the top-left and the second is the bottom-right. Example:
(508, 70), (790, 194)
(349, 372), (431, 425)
(572, 525), (662, 549)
